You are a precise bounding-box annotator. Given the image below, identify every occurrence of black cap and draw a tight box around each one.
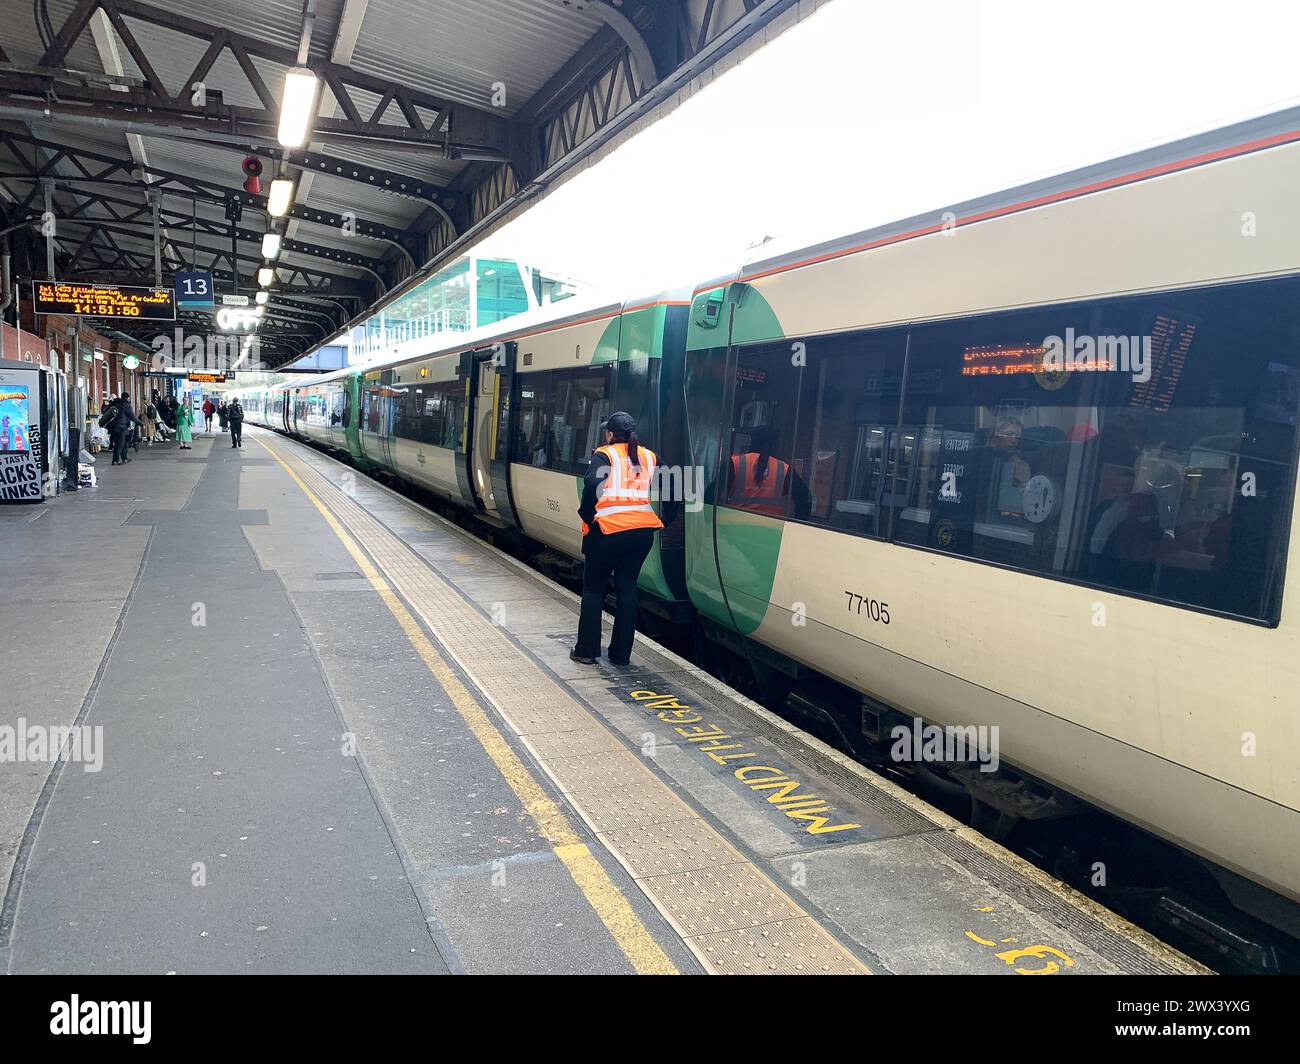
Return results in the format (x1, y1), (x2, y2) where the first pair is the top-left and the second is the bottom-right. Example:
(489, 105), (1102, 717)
(606, 411), (636, 437)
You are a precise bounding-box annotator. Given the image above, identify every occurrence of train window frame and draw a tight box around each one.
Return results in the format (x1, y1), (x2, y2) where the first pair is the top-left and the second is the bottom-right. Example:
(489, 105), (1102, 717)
(717, 275), (1300, 628)
(721, 340), (806, 521)
(513, 364), (613, 476)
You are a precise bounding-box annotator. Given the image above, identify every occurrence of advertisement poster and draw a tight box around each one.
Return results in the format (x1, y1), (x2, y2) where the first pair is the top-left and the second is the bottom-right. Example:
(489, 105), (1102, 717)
(0, 368), (43, 501)
(0, 385), (32, 451)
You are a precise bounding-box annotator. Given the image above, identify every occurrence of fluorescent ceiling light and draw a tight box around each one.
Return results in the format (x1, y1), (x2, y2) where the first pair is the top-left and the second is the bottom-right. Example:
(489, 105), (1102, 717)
(277, 67), (319, 148)
(267, 178), (295, 217)
(262, 232), (282, 259)
(257, 267), (275, 287)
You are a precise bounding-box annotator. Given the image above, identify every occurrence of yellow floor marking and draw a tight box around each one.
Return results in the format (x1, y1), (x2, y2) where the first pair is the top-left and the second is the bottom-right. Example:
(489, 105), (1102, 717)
(257, 437), (677, 976)
(260, 435), (871, 975)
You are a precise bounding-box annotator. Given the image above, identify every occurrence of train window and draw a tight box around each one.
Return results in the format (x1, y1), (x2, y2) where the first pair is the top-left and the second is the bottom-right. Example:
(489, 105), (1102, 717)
(791, 327), (909, 537)
(897, 276), (1300, 622)
(514, 366), (611, 475)
(515, 372), (551, 465)
(388, 379), (462, 448)
(362, 379), (383, 433)
(390, 385), (417, 441)
(723, 342), (806, 519)
(685, 349), (728, 502)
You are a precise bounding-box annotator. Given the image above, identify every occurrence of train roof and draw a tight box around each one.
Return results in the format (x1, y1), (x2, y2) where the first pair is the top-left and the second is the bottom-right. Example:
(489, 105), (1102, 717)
(258, 283), (693, 389)
(697, 102), (1300, 294)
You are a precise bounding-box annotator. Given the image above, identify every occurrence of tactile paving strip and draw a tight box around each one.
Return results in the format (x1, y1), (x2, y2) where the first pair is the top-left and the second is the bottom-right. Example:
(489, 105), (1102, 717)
(692, 918), (871, 975)
(519, 727), (628, 761)
(645, 863), (807, 936)
(600, 819), (745, 879)
(273, 443), (869, 975)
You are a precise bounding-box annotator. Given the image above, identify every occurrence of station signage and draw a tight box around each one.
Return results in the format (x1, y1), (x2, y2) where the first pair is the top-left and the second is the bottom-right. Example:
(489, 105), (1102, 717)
(32, 281), (176, 321)
(175, 270), (215, 308)
(188, 371), (235, 383)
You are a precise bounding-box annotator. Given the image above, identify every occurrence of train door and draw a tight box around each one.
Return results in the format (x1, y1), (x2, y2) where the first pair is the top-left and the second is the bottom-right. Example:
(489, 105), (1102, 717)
(487, 342), (523, 530)
(450, 346), (524, 521)
(472, 354), (500, 519)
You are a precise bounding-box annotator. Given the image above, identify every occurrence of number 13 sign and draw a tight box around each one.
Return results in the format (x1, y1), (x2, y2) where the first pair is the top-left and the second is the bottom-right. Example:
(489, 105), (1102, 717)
(175, 270), (215, 308)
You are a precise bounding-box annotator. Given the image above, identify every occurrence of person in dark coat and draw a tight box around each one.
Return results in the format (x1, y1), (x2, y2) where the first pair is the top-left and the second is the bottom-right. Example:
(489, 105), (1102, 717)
(571, 412), (664, 666)
(109, 393), (143, 466)
(217, 400), (229, 432)
(158, 394), (177, 429)
(227, 398), (245, 448)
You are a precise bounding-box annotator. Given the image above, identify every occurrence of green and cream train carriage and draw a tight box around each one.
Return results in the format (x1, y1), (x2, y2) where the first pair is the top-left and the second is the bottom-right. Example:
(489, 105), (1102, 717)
(681, 106), (1300, 939)
(242, 105), (1300, 941)
(241, 287), (692, 602)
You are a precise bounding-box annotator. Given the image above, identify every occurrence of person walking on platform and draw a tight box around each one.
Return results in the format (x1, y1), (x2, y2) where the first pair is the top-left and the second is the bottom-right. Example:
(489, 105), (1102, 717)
(202, 397), (215, 433)
(571, 411), (664, 667)
(227, 398), (245, 448)
(109, 393), (143, 466)
(217, 400), (229, 433)
(175, 398), (194, 450)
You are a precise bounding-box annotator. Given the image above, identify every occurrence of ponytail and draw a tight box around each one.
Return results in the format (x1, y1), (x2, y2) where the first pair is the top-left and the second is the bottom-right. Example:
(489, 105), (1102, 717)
(605, 411), (642, 469)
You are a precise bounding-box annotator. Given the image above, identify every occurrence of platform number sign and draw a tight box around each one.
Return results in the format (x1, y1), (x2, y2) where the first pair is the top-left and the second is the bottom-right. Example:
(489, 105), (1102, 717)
(175, 270), (215, 308)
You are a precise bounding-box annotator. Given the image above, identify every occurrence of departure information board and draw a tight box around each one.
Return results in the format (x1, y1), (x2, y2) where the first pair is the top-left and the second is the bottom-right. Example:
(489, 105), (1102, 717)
(32, 281), (176, 321)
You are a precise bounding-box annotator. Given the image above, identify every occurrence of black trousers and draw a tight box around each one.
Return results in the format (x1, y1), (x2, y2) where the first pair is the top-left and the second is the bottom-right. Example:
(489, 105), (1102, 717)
(575, 525), (655, 662)
(230, 421), (243, 446)
(111, 431), (130, 463)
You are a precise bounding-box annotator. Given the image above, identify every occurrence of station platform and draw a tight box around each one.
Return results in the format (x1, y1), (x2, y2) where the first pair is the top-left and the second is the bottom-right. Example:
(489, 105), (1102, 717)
(0, 429), (1208, 975)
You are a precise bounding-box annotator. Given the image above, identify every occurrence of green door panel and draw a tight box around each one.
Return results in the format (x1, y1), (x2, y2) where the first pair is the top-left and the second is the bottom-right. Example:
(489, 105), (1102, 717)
(714, 506), (783, 634)
(685, 503), (731, 626)
(686, 283), (784, 351)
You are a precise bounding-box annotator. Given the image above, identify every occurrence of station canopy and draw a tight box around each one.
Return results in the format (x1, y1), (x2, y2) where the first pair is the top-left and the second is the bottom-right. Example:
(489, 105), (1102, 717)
(0, 0), (797, 368)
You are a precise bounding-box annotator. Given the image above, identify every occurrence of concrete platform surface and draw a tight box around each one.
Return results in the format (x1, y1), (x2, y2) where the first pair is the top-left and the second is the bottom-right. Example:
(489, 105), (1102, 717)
(0, 429), (1205, 975)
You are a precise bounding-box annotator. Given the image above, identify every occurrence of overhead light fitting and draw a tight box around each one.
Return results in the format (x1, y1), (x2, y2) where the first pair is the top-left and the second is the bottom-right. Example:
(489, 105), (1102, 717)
(255, 290), (269, 305)
(267, 177), (295, 218)
(277, 67), (319, 148)
(257, 267), (275, 287)
(261, 232), (282, 259)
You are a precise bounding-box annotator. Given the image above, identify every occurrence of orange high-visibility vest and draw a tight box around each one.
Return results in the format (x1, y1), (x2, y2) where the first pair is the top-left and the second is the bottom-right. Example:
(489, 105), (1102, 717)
(590, 442), (664, 535)
(728, 453), (788, 517)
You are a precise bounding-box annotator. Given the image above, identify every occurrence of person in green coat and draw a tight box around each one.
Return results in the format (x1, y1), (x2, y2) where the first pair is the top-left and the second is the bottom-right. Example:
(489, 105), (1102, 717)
(176, 400), (194, 449)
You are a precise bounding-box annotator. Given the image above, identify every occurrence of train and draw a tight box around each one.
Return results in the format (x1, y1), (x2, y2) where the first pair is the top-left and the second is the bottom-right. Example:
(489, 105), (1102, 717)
(237, 106), (1300, 962)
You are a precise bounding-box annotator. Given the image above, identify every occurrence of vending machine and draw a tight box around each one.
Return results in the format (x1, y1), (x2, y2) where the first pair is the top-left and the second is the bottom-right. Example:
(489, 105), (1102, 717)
(0, 358), (66, 502)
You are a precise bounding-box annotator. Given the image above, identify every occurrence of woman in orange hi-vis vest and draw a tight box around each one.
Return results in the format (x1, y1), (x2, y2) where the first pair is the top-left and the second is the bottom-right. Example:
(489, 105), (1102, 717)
(572, 411), (663, 667)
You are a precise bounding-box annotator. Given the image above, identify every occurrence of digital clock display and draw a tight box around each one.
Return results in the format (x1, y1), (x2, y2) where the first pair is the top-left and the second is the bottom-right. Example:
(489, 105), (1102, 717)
(32, 281), (176, 321)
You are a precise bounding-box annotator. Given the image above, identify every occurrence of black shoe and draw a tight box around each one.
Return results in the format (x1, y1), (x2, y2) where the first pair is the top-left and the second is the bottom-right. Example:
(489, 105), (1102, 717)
(123, 457), (131, 463)
(607, 657), (632, 667)
(569, 651), (597, 665)
(111, 460), (120, 465)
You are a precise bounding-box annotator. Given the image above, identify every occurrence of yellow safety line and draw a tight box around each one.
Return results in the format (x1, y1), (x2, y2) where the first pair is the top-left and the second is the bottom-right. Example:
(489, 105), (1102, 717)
(255, 437), (677, 975)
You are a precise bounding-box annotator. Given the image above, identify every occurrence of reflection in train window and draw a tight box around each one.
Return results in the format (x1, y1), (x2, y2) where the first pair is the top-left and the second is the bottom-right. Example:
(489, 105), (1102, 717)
(793, 328), (908, 537)
(897, 276), (1300, 621)
(390, 379), (463, 448)
(722, 342), (806, 519)
(513, 366), (611, 476)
